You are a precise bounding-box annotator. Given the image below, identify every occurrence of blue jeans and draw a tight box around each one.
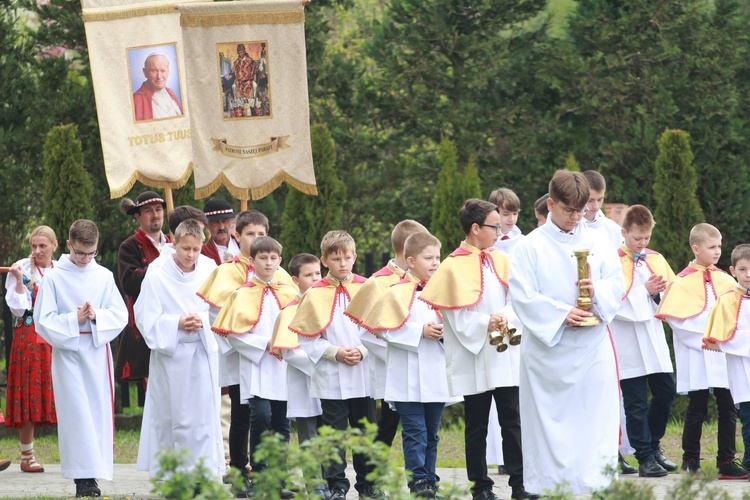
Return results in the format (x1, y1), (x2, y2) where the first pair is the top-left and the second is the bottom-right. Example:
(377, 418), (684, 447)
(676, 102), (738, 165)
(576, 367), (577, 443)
(394, 401), (444, 484)
(248, 397), (290, 471)
(620, 372), (675, 463)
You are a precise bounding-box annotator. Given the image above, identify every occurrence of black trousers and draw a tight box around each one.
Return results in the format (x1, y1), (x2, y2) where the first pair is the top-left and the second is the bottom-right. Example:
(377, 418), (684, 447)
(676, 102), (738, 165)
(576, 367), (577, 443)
(464, 386), (523, 494)
(375, 400), (400, 447)
(228, 384), (251, 473)
(682, 388), (737, 463)
(321, 397), (376, 493)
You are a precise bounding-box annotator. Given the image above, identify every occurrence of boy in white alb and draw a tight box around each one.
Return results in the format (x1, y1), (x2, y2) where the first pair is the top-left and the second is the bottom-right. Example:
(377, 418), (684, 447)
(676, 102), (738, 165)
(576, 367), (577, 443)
(290, 231), (382, 500)
(271, 253), (328, 498)
(419, 199), (531, 500)
(34, 220), (128, 498)
(361, 232), (457, 498)
(609, 205), (676, 477)
(581, 170), (623, 250)
(211, 237), (298, 497)
(704, 244), (750, 473)
(134, 220), (223, 479)
(656, 224), (747, 478)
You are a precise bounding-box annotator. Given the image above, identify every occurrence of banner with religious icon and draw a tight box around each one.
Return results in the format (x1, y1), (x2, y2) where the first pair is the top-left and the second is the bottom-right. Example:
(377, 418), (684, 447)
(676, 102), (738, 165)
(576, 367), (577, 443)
(179, 0), (317, 200)
(82, 0), (201, 198)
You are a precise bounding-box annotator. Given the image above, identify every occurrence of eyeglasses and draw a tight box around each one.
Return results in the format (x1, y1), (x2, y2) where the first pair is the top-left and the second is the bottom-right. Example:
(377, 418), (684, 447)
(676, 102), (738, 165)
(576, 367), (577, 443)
(481, 224), (503, 233)
(71, 246), (98, 258)
(557, 202), (589, 217)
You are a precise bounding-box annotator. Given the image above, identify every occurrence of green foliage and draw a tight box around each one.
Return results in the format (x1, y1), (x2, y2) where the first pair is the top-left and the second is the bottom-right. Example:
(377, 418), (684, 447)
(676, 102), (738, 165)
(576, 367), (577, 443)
(651, 130), (704, 271)
(281, 124), (346, 259)
(42, 124), (94, 242)
(150, 449), (241, 500)
(431, 139), (466, 252)
(565, 152), (580, 172)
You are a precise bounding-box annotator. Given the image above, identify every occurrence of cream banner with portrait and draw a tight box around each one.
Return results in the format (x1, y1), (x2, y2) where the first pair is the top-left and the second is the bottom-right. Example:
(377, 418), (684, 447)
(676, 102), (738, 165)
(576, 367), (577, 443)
(179, 0), (316, 200)
(82, 0), (199, 198)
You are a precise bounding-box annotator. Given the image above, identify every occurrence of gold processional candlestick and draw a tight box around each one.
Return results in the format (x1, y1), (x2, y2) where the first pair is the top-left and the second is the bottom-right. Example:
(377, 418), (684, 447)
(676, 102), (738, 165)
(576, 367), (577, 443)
(488, 324), (522, 353)
(573, 249), (602, 326)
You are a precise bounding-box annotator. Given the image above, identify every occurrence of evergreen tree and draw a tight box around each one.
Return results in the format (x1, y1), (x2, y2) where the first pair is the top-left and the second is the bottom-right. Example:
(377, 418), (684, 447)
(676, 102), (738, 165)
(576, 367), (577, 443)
(462, 155), (482, 201)
(281, 124), (346, 259)
(565, 152), (580, 172)
(42, 124), (94, 242)
(651, 129), (704, 271)
(431, 139), (466, 252)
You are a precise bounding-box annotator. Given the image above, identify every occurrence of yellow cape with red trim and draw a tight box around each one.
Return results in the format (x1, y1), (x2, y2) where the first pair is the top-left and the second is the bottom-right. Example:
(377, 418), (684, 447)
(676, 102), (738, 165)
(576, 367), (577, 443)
(419, 241), (509, 310)
(344, 261), (405, 325)
(704, 287), (748, 344)
(270, 300), (300, 359)
(618, 246), (675, 298)
(655, 262), (736, 321)
(288, 273), (367, 337)
(360, 273), (430, 333)
(211, 275), (299, 336)
(197, 255), (252, 308)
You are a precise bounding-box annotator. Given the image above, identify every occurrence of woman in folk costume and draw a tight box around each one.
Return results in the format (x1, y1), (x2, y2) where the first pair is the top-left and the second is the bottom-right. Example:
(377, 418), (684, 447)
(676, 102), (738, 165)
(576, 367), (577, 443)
(4, 225), (59, 473)
(134, 220), (223, 479)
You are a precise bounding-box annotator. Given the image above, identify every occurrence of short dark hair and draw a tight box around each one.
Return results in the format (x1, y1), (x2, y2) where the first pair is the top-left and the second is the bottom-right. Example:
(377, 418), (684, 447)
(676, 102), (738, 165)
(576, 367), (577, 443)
(549, 170), (589, 210)
(250, 236), (282, 259)
(487, 188), (521, 212)
(732, 244), (750, 268)
(236, 210), (270, 235)
(168, 205), (209, 234)
(288, 253), (320, 277)
(404, 232), (441, 260)
(69, 219), (99, 246)
(458, 199), (499, 235)
(534, 193), (550, 216)
(622, 204), (654, 231)
(582, 170), (607, 192)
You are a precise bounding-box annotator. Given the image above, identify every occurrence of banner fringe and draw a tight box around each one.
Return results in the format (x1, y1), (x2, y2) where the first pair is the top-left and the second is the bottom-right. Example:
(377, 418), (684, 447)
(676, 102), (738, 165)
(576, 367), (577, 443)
(180, 11), (304, 27)
(195, 171), (316, 201)
(109, 163), (193, 199)
(83, 5), (177, 22)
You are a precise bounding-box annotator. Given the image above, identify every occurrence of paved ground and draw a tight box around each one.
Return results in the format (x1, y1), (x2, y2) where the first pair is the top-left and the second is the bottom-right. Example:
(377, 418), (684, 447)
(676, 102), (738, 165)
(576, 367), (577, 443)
(0, 464), (748, 498)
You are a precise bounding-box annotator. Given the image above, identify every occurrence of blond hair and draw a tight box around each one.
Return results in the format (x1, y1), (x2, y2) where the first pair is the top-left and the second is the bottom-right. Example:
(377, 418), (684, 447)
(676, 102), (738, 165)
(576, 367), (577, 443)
(404, 232), (441, 260)
(391, 220), (429, 254)
(174, 219), (206, 244)
(28, 225), (57, 288)
(320, 230), (356, 258)
(689, 223), (721, 247)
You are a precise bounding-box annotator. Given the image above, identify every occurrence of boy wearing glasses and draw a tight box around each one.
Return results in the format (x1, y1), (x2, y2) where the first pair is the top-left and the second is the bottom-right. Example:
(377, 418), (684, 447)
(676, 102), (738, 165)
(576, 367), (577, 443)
(34, 220), (128, 498)
(419, 199), (533, 500)
(510, 170), (625, 495)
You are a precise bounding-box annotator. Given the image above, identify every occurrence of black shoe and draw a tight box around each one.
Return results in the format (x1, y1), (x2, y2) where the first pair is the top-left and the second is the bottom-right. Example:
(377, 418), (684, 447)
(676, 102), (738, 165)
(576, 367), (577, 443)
(717, 458), (749, 480)
(0, 459), (10, 472)
(472, 490), (499, 500)
(74, 478), (101, 498)
(680, 458), (705, 476)
(410, 479), (436, 498)
(654, 448), (677, 472)
(497, 464), (508, 475)
(329, 487), (347, 500)
(638, 460), (668, 477)
(233, 476), (253, 498)
(511, 488), (540, 499)
(618, 453), (637, 474)
(359, 484), (387, 499)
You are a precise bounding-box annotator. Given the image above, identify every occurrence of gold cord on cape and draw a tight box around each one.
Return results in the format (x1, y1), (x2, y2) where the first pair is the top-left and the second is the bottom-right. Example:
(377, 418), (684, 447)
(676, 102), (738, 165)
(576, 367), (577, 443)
(270, 301), (300, 359)
(704, 286), (747, 344)
(196, 256), (252, 308)
(211, 276), (299, 336)
(288, 274), (367, 337)
(419, 241), (509, 310)
(344, 261), (405, 325)
(618, 246), (675, 298)
(655, 262), (736, 321)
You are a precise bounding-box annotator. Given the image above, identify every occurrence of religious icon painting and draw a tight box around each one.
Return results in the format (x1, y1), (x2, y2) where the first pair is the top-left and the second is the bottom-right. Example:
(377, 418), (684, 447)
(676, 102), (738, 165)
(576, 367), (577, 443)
(216, 41), (271, 119)
(127, 43), (185, 123)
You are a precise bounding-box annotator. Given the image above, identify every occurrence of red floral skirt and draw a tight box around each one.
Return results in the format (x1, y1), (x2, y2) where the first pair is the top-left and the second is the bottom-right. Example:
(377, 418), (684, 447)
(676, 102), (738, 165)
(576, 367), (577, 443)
(4, 321), (57, 428)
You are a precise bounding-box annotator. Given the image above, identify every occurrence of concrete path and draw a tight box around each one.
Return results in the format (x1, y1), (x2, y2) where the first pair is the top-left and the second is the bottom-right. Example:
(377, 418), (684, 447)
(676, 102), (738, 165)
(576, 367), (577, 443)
(0, 464), (748, 498)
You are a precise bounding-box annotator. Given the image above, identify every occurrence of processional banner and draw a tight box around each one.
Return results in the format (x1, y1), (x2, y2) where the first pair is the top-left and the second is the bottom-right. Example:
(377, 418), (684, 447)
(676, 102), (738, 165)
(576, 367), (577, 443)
(82, 0), (196, 198)
(82, 0), (316, 200)
(179, 0), (316, 200)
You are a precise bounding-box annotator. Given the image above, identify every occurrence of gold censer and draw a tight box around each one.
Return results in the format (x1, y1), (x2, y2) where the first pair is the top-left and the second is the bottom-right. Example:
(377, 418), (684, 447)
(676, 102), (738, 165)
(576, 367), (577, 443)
(572, 249), (602, 326)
